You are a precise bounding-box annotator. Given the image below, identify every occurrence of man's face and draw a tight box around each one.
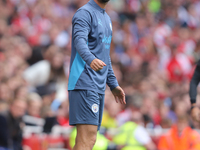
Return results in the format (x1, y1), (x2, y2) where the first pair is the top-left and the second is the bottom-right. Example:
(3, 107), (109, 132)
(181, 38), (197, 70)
(98, 0), (110, 3)
(10, 100), (27, 119)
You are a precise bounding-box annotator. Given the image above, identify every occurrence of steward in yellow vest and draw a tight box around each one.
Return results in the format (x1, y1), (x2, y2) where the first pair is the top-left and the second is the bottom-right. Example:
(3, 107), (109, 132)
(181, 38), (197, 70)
(113, 122), (146, 150)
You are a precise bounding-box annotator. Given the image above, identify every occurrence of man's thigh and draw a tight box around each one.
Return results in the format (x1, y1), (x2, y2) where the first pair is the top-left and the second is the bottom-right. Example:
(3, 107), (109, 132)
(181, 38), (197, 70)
(69, 90), (104, 129)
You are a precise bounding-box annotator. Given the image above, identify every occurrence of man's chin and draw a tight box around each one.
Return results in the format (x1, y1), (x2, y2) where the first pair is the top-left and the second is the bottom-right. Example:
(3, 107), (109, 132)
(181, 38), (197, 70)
(98, 0), (110, 3)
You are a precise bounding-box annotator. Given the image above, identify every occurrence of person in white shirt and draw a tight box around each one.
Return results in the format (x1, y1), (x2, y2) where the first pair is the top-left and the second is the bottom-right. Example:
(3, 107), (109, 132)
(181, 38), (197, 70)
(23, 45), (68, 102)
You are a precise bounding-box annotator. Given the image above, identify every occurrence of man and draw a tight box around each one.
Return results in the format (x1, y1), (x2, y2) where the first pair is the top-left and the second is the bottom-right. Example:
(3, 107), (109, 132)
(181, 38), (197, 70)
(68, 0), (126, 150)
(0, 99), (27, 150)
(189, 60), (200, 122)
(158, 102), (200, 150)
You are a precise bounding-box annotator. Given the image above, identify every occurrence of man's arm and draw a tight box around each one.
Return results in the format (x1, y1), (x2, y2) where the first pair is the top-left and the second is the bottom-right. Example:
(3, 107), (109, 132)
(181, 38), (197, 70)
(106, 56), (119, 91)
(73, 9), (95, 65)
(73, 9), (106, 71)
(0, 115), (9, 147)
(189, 65), (200, 104)
(106, 57), (126, 104)
(189, 63), (200, 122)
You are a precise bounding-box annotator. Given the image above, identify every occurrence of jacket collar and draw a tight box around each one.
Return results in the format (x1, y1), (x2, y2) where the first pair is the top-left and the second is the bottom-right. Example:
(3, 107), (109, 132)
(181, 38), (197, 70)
(88, 0), (105, 13)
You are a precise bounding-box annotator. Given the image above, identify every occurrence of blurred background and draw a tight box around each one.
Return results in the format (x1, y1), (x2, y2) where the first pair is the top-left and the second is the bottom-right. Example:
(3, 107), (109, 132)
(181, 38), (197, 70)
(0, 0), (200, 150)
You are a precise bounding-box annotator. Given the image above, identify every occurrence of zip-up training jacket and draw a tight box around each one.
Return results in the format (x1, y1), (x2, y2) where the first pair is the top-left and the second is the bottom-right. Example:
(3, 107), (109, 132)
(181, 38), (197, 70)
(68, 0), (118, 94)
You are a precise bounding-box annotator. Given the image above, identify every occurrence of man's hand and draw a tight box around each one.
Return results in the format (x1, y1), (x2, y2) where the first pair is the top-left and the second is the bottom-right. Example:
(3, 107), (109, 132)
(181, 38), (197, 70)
(90, 59), (106, 71)
(191, 105), (200, 122)
(112, 86), (126, 104)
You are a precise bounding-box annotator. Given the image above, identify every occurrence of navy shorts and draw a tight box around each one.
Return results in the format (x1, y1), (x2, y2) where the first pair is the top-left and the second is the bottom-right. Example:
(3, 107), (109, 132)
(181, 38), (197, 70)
(69, 90), (104, 130)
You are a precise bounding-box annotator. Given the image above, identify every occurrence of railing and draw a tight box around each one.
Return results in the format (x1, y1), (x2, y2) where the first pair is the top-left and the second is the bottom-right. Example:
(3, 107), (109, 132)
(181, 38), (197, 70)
(22, 115), (200, 150)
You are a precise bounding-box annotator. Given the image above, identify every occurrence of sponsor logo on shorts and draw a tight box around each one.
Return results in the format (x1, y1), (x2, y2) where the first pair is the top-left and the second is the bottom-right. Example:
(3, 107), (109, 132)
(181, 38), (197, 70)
(92, 104), (99, 113)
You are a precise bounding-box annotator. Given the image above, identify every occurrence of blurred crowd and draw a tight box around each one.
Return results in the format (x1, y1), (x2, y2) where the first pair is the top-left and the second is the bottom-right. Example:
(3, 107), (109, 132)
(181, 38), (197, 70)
(1, 0), (200, 149)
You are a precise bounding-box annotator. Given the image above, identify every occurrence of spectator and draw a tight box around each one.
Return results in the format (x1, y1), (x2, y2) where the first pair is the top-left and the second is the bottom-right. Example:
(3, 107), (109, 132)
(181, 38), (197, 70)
(26, 93), (42, 118)
(23, 93), (43, 126)
(0, 98), (27, 150)
(158, 102), (200, 150)
(23, 45), (68, 103)
(112, 111), (156, 150)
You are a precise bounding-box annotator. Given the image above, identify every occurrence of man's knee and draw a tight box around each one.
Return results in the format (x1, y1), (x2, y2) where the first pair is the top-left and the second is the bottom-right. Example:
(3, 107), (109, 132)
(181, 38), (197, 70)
(76, 131), (97, 145)
(87, 131), (97, 148)
(76, 124), (98, 148)
(89, 130), (97, 145)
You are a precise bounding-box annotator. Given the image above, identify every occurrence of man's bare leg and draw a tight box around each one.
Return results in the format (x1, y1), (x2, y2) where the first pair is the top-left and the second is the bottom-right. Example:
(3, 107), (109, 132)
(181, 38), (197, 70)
(73, 124), (98, 150)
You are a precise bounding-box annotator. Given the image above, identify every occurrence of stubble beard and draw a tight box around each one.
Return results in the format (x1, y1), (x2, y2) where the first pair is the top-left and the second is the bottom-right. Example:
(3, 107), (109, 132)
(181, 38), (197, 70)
(97, 0), (110, 4)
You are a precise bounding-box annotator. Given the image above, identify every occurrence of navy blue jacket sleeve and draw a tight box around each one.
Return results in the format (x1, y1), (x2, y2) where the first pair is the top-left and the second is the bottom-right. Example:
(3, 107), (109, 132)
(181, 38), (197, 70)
(106, 56), (119, 90)
(189, 64), (200, 104)
(72, 9), (96, 66)
(0, 115), (9, 147)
